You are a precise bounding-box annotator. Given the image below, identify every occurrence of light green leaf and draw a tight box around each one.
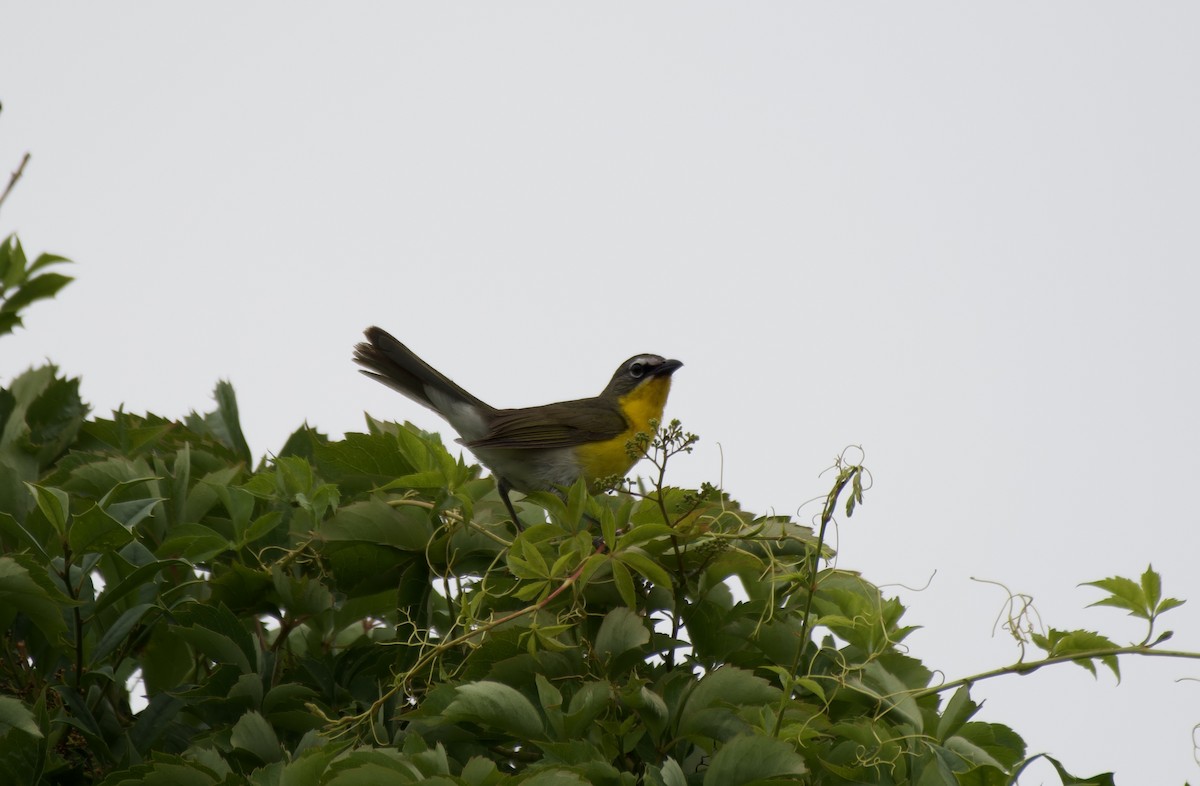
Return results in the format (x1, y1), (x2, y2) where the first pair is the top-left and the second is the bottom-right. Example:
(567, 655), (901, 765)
(1082, 575), (1148, 619)
(1140, 564), (1162, 608)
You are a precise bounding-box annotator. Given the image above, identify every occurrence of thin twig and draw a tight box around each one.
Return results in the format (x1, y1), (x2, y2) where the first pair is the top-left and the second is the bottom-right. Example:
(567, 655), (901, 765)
(0, 152), (30, 214)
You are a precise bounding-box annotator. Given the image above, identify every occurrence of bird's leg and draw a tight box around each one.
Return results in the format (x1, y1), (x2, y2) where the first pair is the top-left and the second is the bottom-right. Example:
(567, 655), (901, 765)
(497, 479), (524, 532)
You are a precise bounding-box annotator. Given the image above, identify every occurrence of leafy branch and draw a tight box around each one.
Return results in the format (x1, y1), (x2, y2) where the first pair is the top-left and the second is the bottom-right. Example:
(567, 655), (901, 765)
(913, 564), (1193, 701)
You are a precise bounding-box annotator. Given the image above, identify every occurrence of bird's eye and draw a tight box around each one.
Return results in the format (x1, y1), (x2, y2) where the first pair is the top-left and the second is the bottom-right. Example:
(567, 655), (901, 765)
(629, 361), (645, 379)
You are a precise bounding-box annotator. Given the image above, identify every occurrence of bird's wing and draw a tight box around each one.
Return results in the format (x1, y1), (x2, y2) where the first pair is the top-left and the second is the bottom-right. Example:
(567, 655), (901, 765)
(465, 398), (628, 450)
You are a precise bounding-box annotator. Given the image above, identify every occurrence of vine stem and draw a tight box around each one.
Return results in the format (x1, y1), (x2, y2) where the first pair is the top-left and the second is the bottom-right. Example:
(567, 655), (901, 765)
(323, 541), (603, 739)
(911, 646), (1200, 701)
(771, 465), (856, 737)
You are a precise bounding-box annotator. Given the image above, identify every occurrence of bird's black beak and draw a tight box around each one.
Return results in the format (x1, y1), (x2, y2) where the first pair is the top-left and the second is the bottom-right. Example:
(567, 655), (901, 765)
(654, 359), (683, 377)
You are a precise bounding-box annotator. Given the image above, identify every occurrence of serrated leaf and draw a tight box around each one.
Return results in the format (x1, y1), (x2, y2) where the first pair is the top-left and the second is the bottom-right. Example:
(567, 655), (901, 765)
(1155, 597), (1185, 615)
(684, 667), (779, 717)
(0, 273), (73, 316)
(1042, 754), (1117, 786)
(1034, 628), (1120, 680)
(1140, 565), (1162, 607)
(231, 710), (282, 763)
(322, 499), (432, 551)
(69, 504), (134, 554)
(1082, 575), (1148, 619)
(936, 685), (978, 742)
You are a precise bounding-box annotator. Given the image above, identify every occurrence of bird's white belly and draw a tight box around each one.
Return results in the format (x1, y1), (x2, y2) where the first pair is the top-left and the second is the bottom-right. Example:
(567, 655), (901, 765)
(467, 445), (581, 493)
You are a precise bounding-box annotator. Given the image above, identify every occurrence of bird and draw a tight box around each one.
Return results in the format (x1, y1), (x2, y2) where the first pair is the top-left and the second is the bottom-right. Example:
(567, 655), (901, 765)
(353, 326), (682, 529)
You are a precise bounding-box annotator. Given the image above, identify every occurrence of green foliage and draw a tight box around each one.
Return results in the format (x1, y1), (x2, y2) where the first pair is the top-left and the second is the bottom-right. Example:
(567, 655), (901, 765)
(0, 235), (73, 338)
(1, 272), (1194, 784)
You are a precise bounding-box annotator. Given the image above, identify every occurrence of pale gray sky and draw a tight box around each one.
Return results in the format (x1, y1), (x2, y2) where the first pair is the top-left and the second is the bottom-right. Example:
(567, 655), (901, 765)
(4, 4), (1199, 782)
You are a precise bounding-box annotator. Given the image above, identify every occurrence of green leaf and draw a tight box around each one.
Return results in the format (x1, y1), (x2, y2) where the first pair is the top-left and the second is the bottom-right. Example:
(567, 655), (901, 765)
(211, 380), (252, 466)
(231, 710), (282, 764)
(942, 734), (1006, 771)
(0, 272), (73, 318)
(170, 603), (257, 673)
(90, 602), (156, 664)
(69, 504), (135, 554)
(847, 660), (924, 732)
(1154, 596), (1185, 615)
(0, 697), (41, 738)
(27, 250), (72, 276)
(156, 523), (231, 562)
(1041, 754), (1117, 786)
(24, 483), (68, 535)
(936, 685), (978, 742)
(520, 770), (591, 786)
(312, 431), (419, 495)
(648, 758), (687, 786)
(955, 722), (1026, 770)
(595, 607), (651, 662)
(1081, 575), (1148, 619)
(1031, 628), (1120, 680)
(611, 559), (637, 609)
(92, 558), (187, 616)
(617, 548), (672, 590)
(677, 667), (780, 742)
(444, 681), (545, 740)
(1139, 564), (1161, 608)
(322, 499), (432, 551)
(128, 692), (184, 755)
(701, 734), (807, 785)
(460, 756), (499, 786)
(0, 555), (71, 637)
(563, 681), (612, 738)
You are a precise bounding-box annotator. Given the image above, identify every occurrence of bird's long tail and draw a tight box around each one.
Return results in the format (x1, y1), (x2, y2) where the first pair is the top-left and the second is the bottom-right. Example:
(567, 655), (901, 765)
(353, 327), (491, 416)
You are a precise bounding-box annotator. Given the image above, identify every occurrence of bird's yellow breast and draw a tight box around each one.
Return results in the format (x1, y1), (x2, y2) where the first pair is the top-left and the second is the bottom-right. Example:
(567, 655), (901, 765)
(576, 376), (673, 485)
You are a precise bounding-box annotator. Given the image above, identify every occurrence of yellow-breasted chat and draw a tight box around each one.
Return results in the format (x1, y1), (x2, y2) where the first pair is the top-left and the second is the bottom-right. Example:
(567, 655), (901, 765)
(353, 326), (682, 529)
